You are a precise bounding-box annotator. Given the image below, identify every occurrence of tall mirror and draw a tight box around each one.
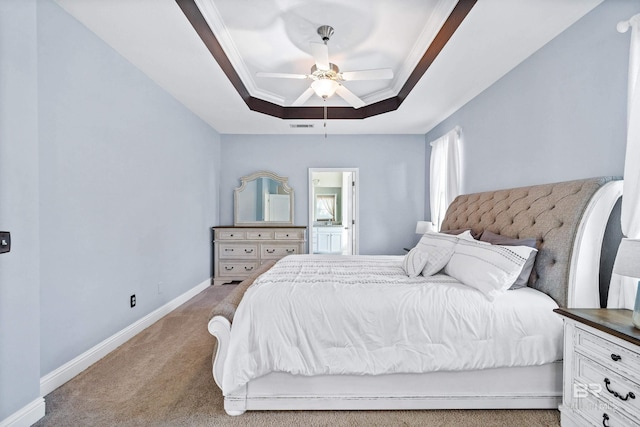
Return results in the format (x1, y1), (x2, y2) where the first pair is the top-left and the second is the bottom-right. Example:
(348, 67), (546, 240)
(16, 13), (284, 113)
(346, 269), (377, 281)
(234, 171), (294, 226)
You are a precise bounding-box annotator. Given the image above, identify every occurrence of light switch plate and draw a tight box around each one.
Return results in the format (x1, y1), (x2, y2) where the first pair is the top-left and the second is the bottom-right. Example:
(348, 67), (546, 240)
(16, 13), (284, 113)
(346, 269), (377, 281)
(0, 231), (11, 254)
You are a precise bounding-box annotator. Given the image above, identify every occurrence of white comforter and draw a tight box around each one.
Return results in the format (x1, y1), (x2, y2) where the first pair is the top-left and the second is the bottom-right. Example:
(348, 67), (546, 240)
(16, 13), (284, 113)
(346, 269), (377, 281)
(222, 255), (563, 395)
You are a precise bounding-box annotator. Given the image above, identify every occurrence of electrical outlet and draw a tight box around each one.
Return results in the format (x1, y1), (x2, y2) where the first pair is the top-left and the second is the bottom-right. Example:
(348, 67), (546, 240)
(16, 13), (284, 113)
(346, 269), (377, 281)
(130, 294), (136, 308)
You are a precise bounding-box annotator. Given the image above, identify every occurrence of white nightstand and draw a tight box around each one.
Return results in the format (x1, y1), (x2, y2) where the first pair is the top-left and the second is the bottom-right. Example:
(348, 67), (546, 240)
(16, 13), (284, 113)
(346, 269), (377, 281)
(554, 308), (640, 427)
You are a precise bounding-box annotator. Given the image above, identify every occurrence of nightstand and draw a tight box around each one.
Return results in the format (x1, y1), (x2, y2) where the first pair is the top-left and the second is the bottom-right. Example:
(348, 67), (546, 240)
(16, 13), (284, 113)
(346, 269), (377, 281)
(554, 308), (640, 427)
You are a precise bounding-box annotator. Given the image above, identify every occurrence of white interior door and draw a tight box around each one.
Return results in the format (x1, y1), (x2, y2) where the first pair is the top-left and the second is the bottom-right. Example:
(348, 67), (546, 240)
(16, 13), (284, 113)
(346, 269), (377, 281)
(309, 168), (359, 255)
(341, 172), (354, 255)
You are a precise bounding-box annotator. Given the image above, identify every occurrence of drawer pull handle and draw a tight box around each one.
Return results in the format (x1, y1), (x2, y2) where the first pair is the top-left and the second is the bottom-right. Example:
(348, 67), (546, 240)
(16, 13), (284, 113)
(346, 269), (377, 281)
(229, 234), (234, 237)
(244, 249), (253, 253)
(286, 234), (289, 237)
(602, 413), (609, 427)
(225, 248), (234, 252)
(266, 249), (275, 254)
(286, 249), (295, 253)
(611, 353), (622, 362)
(244, 266), (253, 271)
(604, 378), (636, 401)
(224, 266), (234, 271)
(258, 234), (262, 237)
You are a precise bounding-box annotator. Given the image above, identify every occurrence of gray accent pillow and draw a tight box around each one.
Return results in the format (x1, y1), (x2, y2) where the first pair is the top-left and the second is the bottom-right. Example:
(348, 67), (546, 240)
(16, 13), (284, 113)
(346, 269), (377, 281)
(480, 230), (537, 289)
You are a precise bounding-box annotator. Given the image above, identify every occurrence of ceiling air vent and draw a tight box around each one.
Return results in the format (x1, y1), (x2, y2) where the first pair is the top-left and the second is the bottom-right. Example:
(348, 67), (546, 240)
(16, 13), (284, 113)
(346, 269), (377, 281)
(289, 124), (314, 129)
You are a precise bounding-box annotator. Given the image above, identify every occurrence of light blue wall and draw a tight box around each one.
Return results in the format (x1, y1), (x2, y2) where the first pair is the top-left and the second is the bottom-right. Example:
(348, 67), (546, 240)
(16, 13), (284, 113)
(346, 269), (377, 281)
(425, 0), (637, 198)
(4, 0), (636, 421)
(0, 0), (41, 420)
(37, 1), (221, 376)
(220, 134), (425, 254)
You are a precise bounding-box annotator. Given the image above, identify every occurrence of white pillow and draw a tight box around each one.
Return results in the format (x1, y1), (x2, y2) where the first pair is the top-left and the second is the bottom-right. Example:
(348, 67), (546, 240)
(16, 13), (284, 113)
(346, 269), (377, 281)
(444, 238), (538, 301)
(456, 230), (480, 242)
(402, 247), (429, 277)
(414, 232), (458, 276)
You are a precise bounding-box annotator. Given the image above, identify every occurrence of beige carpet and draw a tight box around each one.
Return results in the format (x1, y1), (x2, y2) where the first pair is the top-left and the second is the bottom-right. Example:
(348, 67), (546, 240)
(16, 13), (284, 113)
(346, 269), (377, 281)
(35, 284), (561, 426)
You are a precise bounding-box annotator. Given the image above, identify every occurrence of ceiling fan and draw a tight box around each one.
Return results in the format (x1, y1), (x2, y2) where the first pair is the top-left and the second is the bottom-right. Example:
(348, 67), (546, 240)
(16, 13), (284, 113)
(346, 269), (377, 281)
(256, 25), (394, 109)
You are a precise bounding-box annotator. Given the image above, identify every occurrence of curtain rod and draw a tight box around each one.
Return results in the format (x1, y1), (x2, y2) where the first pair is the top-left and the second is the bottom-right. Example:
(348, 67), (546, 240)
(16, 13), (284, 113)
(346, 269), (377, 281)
(617, 13), (640, 33)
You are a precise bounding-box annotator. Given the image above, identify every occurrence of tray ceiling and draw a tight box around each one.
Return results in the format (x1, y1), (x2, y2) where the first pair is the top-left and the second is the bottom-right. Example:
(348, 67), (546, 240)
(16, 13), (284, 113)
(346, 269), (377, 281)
(54, 0), (603, 134)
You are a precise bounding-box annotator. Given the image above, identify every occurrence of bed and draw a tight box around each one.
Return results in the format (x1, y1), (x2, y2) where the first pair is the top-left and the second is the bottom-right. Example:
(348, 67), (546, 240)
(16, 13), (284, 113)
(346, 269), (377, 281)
(208, 177), (622, 415)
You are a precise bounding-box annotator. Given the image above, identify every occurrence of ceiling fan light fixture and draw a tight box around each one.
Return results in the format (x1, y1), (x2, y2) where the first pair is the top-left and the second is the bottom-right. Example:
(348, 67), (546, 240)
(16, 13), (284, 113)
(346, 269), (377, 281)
(311, 79), (339, 99)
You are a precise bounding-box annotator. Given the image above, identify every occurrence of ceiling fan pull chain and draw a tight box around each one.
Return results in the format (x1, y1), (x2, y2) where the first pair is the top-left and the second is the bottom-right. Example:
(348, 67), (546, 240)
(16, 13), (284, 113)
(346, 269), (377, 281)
(324, 101), (327, 139)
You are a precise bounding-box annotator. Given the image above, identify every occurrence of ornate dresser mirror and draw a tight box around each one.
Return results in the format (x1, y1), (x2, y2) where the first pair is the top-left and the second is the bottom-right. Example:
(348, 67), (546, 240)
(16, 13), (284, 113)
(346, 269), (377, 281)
(234, 171), (294, 226)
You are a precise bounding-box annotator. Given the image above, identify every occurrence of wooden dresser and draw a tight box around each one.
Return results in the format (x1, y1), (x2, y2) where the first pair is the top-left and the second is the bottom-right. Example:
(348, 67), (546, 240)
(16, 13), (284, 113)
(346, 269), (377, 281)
(212, 226), (307, 286)
(555, 308), (640, 427)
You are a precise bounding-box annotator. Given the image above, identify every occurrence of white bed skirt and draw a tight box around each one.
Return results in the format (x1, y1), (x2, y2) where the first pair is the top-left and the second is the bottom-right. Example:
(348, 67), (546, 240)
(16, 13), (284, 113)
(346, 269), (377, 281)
(224, 362), (562, 415)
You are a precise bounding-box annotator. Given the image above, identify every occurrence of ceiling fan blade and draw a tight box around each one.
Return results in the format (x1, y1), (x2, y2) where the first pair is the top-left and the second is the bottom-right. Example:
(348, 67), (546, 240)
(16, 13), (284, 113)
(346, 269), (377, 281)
(310, 42), (330, 70)
(291, 87), (316, 106)
(335, 85), (365, 109)
(256, 72), (308, 80)
(340, 69), (394, 81)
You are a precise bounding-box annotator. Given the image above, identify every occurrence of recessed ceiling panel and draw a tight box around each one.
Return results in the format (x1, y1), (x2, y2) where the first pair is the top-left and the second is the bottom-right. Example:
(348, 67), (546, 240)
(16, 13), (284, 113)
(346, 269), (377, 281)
(196, 0), (457, 108)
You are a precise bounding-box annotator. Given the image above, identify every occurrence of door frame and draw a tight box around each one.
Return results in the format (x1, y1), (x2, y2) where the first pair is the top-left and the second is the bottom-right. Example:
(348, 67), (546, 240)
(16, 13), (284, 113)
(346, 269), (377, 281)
(308, 168), (359, 255)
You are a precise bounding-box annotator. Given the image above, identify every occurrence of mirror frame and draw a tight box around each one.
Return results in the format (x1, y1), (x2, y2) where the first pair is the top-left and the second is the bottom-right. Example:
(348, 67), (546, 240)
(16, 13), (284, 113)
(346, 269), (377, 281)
(234, 170), (294, 226)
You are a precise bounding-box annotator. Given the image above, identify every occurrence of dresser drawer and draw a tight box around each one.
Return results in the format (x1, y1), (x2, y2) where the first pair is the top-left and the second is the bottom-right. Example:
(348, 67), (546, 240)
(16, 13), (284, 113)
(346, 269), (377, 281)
(216, 230), (245, 240)
(260, 244), (299, 259)
(576, 326), (640, 379)
(575, 353), (640, 418)
(218, 261), (259, 277)
(275, 230), (305, 240)
(246, 230), (275, 240)
(212, 226), (307, 285)
(218, 243), (258, 259)
(572, 382), (637, 427)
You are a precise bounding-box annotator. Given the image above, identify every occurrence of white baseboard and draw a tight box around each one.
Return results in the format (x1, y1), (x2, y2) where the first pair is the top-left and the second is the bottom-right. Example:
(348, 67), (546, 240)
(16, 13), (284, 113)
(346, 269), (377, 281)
(40, 278), (212, 396)
(0, 397), (45, 427)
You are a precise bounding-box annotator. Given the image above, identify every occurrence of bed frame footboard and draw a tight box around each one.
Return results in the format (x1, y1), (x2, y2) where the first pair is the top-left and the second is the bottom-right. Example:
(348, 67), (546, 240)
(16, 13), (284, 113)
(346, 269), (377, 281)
(209, 315), (248, 415)
(208, 316), (231, 390)
(207, 260), (276, 414)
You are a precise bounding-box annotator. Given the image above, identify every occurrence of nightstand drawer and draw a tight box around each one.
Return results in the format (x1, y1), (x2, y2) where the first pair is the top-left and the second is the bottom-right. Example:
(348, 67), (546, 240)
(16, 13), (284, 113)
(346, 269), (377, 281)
(246, 230), (275, 240)
(216, 230), (245, 240)
(573, 386), (637, 427)
(555, 309), (640, 427)
(575, 353), (640, 418)
(218, 243), (259, 259)
(218, 261), (259, 276)
(576, 326), (640, 379)
(275, 230), (305, 240)
(260, 244), (299, 259)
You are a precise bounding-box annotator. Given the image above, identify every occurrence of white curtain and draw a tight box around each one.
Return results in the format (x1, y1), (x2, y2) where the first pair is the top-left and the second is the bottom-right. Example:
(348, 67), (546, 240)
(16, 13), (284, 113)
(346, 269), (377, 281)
(317, 195), (335, 221)
(608, 14), (640, 309)
(429, 127), (461, 231)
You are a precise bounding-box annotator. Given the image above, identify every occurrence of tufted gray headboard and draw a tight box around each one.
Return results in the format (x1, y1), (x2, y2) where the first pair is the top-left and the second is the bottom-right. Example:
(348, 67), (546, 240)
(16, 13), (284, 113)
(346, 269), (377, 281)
(440, 177), (619, 307)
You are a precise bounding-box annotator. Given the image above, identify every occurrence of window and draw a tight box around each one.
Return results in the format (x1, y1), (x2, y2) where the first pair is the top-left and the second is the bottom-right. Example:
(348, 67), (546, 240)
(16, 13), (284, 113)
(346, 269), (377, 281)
(316, 195), (336, 221)
(429, 127), (461, 231)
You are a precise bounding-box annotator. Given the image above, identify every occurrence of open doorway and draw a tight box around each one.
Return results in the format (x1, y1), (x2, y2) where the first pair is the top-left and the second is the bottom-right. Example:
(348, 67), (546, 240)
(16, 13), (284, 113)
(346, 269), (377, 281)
(308, 168), (359, 255)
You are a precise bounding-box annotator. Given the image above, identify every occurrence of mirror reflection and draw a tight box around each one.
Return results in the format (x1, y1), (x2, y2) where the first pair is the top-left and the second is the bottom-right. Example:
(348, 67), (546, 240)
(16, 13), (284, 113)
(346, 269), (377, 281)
(315, 194), (337, 223)
(234, 171), (294, 225)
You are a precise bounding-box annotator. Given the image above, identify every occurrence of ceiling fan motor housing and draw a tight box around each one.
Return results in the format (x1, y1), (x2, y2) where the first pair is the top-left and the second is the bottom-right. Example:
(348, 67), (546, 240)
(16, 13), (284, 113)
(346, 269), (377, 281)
(310, 63), (340, 81)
